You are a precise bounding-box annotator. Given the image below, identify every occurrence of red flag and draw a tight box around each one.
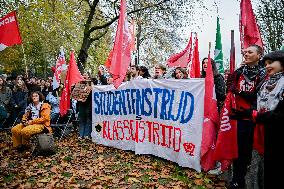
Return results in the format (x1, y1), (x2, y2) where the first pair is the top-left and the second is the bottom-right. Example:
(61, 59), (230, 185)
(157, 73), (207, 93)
(200, 48), (220, 171)
(240, 0), (263, 49)
(253, 124), (264, 156)
(129, 18), (136, 52)
(52, 47), (66, 90)
(59, 50), (84, 116)
(190, 35), (201, 78)
(167, 33), (193, 68)
(213, 92), (238, 171)
(109, 0), (132, 89)
(104, 48), (113, 68)
(0, 11), (22, 51)
(230, 30), (236, 74)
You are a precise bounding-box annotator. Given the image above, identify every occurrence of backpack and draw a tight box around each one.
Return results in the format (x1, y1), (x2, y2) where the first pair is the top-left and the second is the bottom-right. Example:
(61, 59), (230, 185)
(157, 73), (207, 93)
(31, 133), (57, 156)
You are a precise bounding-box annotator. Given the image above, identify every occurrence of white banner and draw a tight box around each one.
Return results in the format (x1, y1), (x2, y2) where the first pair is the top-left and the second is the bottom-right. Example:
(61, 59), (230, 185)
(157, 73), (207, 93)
(91, 79), (205, 172)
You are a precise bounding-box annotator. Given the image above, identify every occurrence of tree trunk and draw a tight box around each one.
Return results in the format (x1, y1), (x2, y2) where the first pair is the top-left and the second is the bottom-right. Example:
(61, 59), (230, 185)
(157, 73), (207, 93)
(77, 37), (92, 72)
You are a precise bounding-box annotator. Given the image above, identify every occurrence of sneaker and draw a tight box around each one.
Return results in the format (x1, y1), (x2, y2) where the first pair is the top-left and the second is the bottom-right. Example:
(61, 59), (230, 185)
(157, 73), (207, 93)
(208, 162), (222, 175)
(227, 181), (245, 189)
(84, 136), (91, 140)
(78, 136), (82, 140)
(208, 166), (222, 175)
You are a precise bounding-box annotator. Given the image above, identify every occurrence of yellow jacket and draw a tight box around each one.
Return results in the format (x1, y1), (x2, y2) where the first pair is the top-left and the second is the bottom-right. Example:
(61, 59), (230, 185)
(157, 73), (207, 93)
(22, 103), (52, 133)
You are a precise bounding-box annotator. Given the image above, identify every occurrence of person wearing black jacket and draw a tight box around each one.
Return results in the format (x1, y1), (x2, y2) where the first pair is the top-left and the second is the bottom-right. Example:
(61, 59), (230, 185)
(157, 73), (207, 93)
(201, 57), (226, 113)
(231, 50), (284, 189)
(226, 44), (267, 189)
(9, 78), (28, 127)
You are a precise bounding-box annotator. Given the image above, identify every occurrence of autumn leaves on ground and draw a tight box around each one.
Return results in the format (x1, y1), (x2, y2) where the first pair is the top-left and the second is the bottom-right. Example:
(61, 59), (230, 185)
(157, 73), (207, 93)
(0, 131), (226, 188)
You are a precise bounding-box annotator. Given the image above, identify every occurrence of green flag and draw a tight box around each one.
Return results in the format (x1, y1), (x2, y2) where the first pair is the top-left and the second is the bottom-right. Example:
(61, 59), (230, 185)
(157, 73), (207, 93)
(214, 17), (224, 74)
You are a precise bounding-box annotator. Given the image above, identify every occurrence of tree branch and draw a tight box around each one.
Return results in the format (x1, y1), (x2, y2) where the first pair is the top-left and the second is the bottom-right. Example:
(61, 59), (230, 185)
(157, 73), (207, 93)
(90, 29), (109, 43)
(88, 0), (169, 34)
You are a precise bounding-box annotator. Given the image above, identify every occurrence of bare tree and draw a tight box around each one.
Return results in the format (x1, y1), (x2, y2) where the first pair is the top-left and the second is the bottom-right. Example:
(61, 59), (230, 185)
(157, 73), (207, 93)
(256, 0), (284, 52)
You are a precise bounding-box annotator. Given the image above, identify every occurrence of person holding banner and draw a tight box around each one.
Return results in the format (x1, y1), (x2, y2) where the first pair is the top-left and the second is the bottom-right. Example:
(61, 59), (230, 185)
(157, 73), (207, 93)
(77, 73), (93, 140)
(201, 58), (226, 113)
(172, 67), (188, 79)
(138, 66), (151, 79)
(129, 65), (143, 80)
(153, 63), (167, 79)
(226, 44), (266, 189)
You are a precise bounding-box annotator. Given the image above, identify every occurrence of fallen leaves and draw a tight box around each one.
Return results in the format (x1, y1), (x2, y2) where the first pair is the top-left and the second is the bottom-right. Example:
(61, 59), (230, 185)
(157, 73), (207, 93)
(0, 131), (227, 188)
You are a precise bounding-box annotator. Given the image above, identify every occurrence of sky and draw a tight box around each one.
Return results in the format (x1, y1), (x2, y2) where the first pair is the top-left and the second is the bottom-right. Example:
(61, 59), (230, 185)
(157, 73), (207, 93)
(182, 0), (258, 69)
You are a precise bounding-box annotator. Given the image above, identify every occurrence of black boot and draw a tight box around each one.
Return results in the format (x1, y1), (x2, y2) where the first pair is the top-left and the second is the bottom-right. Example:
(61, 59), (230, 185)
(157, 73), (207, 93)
(16, 144), (30, 152)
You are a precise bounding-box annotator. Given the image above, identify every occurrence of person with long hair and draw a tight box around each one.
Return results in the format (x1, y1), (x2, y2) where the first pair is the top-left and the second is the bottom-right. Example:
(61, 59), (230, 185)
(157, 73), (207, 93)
(201, 58), (226, 112)
(9, 78), (29, 127)
(231, 50), (284, 189)
(11, 91), (52, 151)
(0, 76), (12, 129)
(172, 67), (188, 79)
(139, 66), (151, 79)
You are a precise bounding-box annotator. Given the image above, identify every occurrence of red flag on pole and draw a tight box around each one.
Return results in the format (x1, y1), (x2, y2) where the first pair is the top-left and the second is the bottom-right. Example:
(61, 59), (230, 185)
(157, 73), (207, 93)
(104, 48), (113, 68)
(229, 30), (236, 74)
(109, 0), (132, 89)
(167, 33), (193, 68)
(200, 43), (220, 171)
(129, 18), (136, 52)
(190, 35), (201, 78)
(59, 50), (84, 116)
(0, 11), (22, 51)
(52, 47), (66, 90)
(213, 92), (238, 171)
(240, 0), (263, 49)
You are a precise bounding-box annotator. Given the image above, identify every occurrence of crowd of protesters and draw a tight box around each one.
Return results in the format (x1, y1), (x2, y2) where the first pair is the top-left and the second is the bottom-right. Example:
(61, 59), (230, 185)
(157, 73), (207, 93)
(0, 44), (283, 189)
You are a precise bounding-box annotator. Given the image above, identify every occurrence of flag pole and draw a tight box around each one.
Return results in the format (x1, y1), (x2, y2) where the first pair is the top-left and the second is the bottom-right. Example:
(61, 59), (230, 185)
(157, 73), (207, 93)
(21, 44), (28, 77)
(209, 42), (211, 55)
(230, 30), (235, 73)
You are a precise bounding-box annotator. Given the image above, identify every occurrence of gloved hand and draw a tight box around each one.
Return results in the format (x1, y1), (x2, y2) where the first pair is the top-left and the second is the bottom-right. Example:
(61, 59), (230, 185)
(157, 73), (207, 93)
(229, 107), (253, 120)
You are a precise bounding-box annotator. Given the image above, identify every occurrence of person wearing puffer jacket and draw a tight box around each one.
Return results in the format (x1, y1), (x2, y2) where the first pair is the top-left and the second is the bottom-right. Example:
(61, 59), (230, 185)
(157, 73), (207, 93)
(11, 91), (52, 151)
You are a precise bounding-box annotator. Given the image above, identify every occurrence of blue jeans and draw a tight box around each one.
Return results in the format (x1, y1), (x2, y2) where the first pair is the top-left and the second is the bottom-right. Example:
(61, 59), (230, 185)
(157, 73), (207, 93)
(78, 114), (92, 137)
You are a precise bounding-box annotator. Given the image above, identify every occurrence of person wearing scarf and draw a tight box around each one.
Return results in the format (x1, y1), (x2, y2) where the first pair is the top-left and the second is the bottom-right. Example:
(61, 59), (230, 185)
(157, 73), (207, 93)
(225, 44), (266, 189)
(11, 91), (52, 151)
(231, 50), (284, 189)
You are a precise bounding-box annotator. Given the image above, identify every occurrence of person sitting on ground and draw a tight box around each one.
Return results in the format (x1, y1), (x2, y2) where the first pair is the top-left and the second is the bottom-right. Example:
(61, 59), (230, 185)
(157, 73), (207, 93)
(11, 91), (52, 151)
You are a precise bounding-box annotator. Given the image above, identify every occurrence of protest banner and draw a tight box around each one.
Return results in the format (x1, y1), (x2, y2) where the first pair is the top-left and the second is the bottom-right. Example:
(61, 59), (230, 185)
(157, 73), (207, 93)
(91, 79), (205, 172)
(71, 82), (92, 102)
